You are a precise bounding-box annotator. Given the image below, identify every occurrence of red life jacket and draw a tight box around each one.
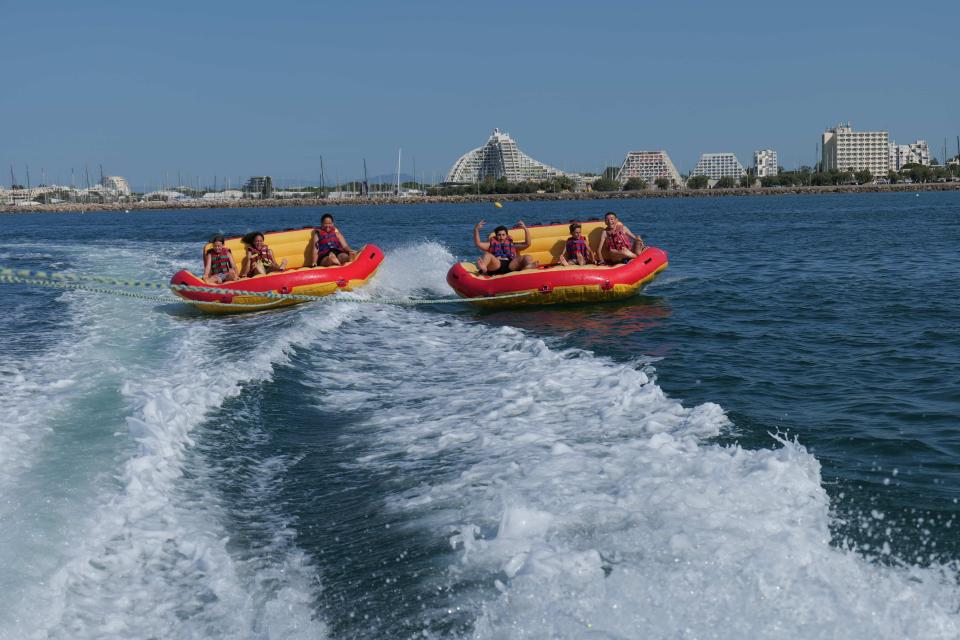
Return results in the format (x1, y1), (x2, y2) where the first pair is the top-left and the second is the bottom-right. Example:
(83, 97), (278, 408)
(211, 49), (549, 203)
(607, 225), (632, 251)
(565, 236), (589, 259)
(488, 237), (515, 260)
(248, 245), (271, 263)
(208, 247), (232, 274)
(315, 228), (343, 254)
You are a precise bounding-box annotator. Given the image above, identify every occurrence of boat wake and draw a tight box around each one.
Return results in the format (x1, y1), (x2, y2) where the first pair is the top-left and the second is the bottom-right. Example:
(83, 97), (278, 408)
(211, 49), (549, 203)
(294, 250), (960, 638)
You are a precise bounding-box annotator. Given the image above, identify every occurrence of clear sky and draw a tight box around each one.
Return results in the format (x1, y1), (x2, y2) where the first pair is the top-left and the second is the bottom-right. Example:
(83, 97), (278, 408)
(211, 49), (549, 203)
(2, 0), (958, 190)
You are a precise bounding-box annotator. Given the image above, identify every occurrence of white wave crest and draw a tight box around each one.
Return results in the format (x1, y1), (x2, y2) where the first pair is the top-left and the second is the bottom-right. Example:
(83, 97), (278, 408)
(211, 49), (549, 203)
(304, 307), (960, 639)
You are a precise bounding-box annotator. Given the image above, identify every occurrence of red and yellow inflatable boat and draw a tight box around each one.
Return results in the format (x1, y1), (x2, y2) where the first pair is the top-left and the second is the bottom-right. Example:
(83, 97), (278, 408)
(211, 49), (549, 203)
(170, 227), (383, 314)
(446, 220), (667, 308)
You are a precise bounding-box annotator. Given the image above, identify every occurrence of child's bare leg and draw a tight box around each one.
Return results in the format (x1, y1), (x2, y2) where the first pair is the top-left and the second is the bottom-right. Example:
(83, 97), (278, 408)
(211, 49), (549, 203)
(477, 254), (499, 274)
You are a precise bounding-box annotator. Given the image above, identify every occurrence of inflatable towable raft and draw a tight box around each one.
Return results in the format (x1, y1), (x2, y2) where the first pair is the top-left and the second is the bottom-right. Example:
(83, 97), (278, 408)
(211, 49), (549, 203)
(170, 227), (383, 314)
(446, 220), (667, 308)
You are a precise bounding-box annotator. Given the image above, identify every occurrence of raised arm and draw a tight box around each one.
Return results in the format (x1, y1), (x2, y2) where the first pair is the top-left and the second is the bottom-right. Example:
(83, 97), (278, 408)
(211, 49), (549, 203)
(473, 220), (490, 251)
(515, 220), (531, 249)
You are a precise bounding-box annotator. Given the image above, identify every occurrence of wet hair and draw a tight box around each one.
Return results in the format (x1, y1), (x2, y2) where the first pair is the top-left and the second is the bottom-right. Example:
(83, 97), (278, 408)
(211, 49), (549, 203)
(241, 231), (264, 247)
(569, 223), (581, 233)
(210, 233), (225, 244)
(321, 213), (335, 224)
(604, 211), (618, 220)
(493, 225), (509, 235)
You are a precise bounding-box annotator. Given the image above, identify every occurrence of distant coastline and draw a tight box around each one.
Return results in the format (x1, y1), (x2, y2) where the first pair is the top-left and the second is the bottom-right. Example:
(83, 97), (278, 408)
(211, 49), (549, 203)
(4, 182), (959, 213)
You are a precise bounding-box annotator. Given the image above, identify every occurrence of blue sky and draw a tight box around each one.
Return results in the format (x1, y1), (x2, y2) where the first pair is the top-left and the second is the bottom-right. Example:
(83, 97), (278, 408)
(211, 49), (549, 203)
(2, 0), (958, 190)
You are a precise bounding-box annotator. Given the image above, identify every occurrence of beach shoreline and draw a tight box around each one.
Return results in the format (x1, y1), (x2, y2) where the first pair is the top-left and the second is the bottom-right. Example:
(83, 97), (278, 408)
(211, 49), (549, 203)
(3, 181), (958, 213)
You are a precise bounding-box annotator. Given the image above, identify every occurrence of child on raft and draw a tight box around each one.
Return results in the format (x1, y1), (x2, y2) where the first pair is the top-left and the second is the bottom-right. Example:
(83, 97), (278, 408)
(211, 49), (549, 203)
(558, 222), (601, 266)
(311, 213), (355, 267)
(203, 234), (239, 284)
(474, 219), (538, 275)
(241, 231), (288, 277)
(599, 211), (645, 264)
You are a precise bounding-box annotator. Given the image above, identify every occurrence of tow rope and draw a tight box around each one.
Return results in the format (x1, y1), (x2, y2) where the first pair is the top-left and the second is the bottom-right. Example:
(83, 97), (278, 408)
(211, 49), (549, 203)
(0, 267), (535, 308)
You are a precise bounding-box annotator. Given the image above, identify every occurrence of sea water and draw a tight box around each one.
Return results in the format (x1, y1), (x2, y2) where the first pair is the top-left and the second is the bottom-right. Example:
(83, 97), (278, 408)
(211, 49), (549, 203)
(0, 193), (957, 639)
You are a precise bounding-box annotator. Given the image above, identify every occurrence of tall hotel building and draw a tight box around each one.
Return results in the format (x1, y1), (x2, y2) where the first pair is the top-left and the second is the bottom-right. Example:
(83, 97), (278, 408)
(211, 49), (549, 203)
(753, 149), (778, 177)
(616, 151), (682, 186)
(692, 153), (746, 180)
(445, 128), (568, 183)
(821, 123), (889, 175)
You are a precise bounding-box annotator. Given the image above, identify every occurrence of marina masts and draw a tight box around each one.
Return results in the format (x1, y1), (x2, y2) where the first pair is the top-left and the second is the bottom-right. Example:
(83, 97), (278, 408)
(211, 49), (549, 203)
(396, 148), (402, 195)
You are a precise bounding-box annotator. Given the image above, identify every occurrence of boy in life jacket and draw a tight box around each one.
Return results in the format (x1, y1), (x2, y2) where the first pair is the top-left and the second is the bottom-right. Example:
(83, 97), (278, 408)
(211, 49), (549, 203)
(598, 211), (645, 264)
(474, 219), (538, 275)
(203, 234), (239, 284)
(311, 213), (355, 267)
(558, 222), (600, 266)
(241, 231), (288, 277)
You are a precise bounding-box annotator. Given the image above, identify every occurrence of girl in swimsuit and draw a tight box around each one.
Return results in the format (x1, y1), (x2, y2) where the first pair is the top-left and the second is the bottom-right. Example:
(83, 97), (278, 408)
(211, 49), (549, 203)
(599, 212), (645, 264)
(311, 213), (355, 267)
(241, 231), (288, 277)
(203, 234), (239, 284)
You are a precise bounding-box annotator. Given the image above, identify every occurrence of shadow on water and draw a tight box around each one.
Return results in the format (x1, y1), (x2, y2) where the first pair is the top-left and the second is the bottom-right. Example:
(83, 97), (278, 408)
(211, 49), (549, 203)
(459, 295), (673, 352)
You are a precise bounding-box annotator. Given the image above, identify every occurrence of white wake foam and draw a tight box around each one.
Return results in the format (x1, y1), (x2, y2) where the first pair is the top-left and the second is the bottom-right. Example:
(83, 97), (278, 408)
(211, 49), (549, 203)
(304, 305), (960, 639)
(3, 241), (346, 639)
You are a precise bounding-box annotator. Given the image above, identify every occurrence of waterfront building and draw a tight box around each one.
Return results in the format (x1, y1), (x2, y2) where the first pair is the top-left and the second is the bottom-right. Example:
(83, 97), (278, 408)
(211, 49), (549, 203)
(244, 176), (273, 198)
(143, 190), (191, 202)
(616, 151), (682, 186)
(821, 122), (889, 175)
(445, 128), (568, 184)
(692, 153), (746, 181)
(201, 190), (244, 201)
(888, 140), (930, 171)
(753, 149), (778, 177)
(102, 176), (131, 196)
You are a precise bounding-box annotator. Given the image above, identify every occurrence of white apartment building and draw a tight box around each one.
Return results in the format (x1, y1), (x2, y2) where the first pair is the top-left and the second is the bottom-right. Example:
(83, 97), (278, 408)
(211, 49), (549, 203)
(102, 175), (131, 195)
(753, 149), (778, 177)
(616, 150), (682, 186)
(888, 140), (930, 171)
(821, 122), (889, 175)
(692, 153), (746, 181)
(446, 128), (569, 183)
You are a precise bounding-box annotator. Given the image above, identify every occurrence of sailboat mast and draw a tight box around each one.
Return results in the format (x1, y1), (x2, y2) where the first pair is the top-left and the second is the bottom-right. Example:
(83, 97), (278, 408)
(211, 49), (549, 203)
(396, 148), (401, 195)
(319, 155), (326, 197)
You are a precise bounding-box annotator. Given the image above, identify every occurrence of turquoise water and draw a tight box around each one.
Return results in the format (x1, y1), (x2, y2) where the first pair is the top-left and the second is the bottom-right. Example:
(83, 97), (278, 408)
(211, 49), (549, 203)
(1, 193), (958, 639)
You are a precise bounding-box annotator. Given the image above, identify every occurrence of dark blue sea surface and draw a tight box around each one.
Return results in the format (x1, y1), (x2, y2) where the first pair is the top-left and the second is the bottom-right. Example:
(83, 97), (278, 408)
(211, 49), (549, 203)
(1, 192), (958, 639)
